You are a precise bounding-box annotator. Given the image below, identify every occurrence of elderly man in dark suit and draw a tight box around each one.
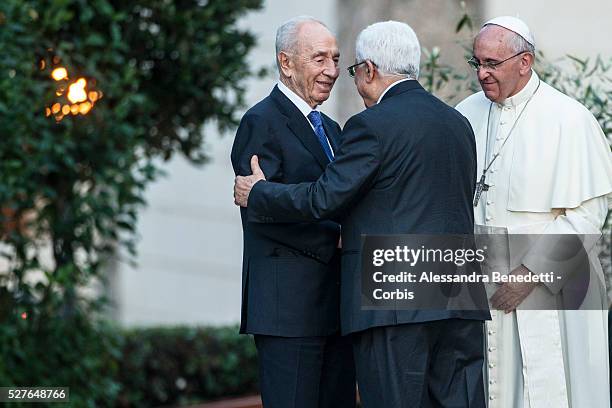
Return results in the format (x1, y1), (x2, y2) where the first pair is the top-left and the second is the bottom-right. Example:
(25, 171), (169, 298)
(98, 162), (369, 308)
(235, 21), (489, 408)
(230, 15), (355, 408)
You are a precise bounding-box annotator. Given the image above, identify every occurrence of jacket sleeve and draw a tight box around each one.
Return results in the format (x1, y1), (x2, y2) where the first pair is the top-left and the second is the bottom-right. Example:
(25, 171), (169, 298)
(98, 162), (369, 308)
(247, 114), (381, 223)
(231, 112), (340, 263)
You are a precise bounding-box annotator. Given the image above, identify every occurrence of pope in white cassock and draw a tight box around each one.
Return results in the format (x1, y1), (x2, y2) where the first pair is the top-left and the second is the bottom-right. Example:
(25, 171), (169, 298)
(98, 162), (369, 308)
(456, 16), (612, 408)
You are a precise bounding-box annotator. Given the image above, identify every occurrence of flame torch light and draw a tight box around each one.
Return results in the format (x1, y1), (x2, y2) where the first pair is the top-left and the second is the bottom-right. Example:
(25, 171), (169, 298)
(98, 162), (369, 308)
(46, 66), (102, 121)
(67, 78), (87, 103)
(51, 67), (67, 81)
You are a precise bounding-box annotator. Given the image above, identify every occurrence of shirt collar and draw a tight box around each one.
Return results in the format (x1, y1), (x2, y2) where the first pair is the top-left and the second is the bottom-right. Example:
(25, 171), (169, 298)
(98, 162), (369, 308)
(498, 70), (540, 108)
(277, 81), (318, 117)
(376, 78), (412, 104)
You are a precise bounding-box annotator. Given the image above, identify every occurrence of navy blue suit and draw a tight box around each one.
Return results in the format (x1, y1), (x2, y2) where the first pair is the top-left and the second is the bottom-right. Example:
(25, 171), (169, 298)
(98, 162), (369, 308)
(231, 86), (355, 408)
(248, 80), (489, 407)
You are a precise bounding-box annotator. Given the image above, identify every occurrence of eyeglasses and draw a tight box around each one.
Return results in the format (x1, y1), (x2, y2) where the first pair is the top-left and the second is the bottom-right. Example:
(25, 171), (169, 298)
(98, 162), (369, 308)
(467, 51), (529, 71)
(347, 60), (375, 77)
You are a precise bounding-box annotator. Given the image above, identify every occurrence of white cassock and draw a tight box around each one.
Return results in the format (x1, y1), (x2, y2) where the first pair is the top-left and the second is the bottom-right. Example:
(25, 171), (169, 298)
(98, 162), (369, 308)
(457, 71), (612, 408)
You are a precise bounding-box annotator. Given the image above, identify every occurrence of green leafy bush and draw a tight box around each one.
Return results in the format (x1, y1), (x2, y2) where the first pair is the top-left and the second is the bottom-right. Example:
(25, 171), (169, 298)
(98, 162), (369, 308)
(0, 0), (262, 405)
(116, 326), (258, 407)
(0, 323), (258, 407)
(0, 313), (122, 407)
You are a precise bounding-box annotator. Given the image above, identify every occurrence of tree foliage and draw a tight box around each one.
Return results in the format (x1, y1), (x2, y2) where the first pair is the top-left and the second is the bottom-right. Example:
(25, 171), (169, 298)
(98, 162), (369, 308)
(0, 0), (262, 404)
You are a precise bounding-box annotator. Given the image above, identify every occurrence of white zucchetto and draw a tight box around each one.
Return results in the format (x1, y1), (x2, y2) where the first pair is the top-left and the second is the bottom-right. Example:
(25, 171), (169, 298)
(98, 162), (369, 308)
(483, 16), (535, 48)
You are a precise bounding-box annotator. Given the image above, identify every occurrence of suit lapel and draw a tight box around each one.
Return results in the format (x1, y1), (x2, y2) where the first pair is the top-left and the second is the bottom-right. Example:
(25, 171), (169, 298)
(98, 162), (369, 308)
(271, 86), (330, 169)
(287, 114), (330, 169)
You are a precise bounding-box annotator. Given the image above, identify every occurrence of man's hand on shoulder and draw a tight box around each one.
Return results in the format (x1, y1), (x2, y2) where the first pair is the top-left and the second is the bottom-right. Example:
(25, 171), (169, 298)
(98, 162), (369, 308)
(234, 155), (266, 207)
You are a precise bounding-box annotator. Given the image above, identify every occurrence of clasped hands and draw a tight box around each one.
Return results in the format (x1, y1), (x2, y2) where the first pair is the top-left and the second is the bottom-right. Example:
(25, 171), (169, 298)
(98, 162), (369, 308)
(234, 155), (266, 207)
(490, 264), (538, 313)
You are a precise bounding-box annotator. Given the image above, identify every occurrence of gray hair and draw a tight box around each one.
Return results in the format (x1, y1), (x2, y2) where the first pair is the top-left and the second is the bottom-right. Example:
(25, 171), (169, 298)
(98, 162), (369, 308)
(355, 21), (421, 79)
(275, 16), (327, 72)
(481, 24), (535, 54)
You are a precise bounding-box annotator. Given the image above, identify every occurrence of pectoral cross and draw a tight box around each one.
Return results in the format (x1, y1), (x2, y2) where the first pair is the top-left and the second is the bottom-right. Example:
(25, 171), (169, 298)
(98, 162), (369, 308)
(473, 173), (489, 207)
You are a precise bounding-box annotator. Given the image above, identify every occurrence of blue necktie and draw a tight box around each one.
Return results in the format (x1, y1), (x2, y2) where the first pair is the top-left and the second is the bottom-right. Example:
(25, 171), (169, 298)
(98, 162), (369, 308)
(307, 111), (334, 162)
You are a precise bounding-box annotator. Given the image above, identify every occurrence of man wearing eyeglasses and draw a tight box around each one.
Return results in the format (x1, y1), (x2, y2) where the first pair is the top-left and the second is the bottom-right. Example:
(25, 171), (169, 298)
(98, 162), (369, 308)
(234, 21), (489, 407)
(456, 16), (612, 408)
(230, 16), (356, 408)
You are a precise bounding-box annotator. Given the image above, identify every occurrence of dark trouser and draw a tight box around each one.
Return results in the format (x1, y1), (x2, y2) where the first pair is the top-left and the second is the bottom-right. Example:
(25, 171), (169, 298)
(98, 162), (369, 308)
(254, 333), (356, 408)
(353, 319), (485, 408)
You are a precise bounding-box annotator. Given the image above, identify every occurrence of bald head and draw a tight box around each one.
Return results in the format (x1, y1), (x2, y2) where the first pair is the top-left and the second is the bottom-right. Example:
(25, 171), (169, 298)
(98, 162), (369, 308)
(472, 24), (535, 103)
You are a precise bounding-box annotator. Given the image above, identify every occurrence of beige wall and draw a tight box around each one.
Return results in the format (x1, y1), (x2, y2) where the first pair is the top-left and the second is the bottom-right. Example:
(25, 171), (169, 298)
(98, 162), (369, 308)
(485, 0), (612, 59)
(334, 0), (486, 124)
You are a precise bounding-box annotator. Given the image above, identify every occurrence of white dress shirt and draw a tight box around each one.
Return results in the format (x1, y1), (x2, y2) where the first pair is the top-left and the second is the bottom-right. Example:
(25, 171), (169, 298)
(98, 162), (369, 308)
(277, 81), (334, 157)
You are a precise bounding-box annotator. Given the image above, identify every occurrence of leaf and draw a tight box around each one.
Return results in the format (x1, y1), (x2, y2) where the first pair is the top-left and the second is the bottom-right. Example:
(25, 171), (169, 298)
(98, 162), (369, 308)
(455, 14), (472, 33)
(85, 33), (106, 47)
(566, 54), (588, 72)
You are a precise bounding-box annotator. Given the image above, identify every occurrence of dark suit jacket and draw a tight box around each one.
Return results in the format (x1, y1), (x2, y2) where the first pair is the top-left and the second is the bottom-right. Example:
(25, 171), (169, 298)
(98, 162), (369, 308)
(248, 80), (491, 334)
(231, 85), (343, 337)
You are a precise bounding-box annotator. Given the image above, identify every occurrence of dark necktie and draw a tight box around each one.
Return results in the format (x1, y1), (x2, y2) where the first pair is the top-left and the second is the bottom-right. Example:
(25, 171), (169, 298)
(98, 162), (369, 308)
(307, 110), (334, 162)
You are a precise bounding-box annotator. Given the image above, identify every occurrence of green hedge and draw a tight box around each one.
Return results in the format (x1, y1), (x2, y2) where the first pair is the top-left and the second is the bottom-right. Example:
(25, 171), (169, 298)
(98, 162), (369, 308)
(0, 321), (258, 407)
(116, 325), (259, 407)
(0, 312), (122, 407)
